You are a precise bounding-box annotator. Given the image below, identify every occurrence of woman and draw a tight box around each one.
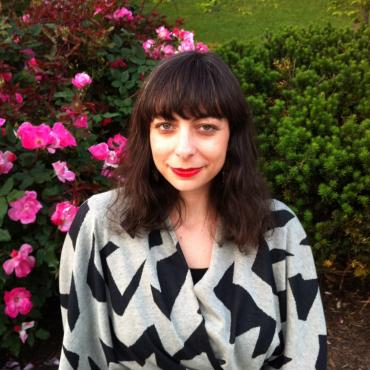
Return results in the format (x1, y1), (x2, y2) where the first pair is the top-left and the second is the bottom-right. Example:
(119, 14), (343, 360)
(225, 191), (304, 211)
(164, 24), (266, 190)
(59, 51), (327, 369)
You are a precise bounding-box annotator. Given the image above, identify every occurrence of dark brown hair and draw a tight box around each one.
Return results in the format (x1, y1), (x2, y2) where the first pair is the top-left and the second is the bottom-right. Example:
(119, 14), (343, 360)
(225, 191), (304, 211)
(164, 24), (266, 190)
(111, 51), (273, 251)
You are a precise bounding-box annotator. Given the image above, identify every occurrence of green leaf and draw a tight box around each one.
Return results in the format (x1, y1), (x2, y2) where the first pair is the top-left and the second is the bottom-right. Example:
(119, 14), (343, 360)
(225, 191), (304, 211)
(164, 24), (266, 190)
(35, 328), (50, 340)
(0, 177), (14, 196)
(41, 186), (60, 198)
(18, 152), (37, 167)
(5, 124), (16, 143)
(0, 228), (11, 242)
(113, 34), (123, 48)
(7, 190), (25, 203)
(19, 175), (34, 190)
(0, 197), (7, 226)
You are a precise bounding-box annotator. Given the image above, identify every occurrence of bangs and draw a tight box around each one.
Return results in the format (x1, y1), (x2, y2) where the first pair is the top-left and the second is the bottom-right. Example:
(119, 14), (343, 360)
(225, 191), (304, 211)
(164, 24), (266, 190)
(141, 53), (231, 122)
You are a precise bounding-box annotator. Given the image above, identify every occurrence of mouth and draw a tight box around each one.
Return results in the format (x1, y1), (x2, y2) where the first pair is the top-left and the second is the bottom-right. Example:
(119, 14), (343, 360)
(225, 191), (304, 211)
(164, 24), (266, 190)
(171, 167), (202, 178)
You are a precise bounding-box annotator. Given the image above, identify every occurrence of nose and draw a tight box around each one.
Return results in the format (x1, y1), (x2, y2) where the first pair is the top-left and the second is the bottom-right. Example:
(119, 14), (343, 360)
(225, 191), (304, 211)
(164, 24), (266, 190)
(175, 127), (195, 159)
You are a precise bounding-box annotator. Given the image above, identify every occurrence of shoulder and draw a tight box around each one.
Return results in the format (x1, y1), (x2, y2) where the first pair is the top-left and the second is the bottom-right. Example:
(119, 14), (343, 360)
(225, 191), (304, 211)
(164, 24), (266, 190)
(68, 189), (120, 239)
(266, 199), (309, 248)
(84, 188), (119, 214)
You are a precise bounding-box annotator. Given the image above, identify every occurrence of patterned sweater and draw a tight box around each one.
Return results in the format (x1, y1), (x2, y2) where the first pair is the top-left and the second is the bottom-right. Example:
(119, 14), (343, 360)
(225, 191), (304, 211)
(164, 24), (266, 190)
(59, 190), (327, 370)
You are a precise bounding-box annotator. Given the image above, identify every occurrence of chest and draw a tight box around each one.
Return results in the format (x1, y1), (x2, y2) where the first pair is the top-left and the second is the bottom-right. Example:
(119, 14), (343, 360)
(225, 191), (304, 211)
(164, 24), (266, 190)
(174, 225), (214, 268)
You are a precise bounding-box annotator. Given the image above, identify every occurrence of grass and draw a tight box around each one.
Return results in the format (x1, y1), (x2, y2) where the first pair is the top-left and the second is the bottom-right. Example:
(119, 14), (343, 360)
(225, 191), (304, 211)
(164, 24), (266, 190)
(134, 0), (352, 48)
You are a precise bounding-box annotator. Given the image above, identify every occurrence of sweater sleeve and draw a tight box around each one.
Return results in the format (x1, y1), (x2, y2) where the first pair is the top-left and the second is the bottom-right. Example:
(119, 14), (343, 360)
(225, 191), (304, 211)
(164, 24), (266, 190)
(265, 204), (327, 370)
(58, 200), (114, 370)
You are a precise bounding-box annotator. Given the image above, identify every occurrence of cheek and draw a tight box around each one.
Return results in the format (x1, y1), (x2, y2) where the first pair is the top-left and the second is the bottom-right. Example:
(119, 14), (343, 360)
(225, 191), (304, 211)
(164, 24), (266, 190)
(150, 135), (170, 163)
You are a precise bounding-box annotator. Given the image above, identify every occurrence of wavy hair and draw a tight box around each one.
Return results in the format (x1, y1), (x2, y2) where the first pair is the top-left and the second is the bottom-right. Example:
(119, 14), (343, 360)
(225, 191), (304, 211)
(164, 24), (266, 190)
(110, 51), (273, 252)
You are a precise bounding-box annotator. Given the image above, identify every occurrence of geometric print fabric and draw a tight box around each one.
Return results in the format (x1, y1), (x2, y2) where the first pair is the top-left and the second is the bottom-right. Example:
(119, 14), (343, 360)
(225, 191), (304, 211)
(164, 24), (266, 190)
(59, 190), (327, 369)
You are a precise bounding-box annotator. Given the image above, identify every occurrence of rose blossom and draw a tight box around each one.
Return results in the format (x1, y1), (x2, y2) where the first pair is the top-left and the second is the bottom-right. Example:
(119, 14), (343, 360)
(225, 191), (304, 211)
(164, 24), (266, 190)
(3, 244), (36, 278)
(195, 42), (209, 53)
(110, 59), (127, 69)
(20, 48), (35, 58)
(112, 7), (134, 21)
(88, 142), (109, 160)
(48, 122), (77, 153)
(104, 150), (119, 167)
(73, 115), (88, 128)
(162, 44), (176, 58)
(156, 26), (172, 40)
(1, 72), (12, 82)
(142, 39), (155, 53)
(22, 14), (31, 23)
(8, 191), (42, 224)
(71, 72), (92, 89)
(14, 321), (35, 343)
(178, 39), (195, 52)
(0, 117), (6, 127)
(15, 93), (23, 104)
(52, 161), (76, 183)
(4, 287), (33, 318)
(51, 201), (78, 232)
(17, 122), (52, 150)
(107, 133), (127, 157)
(93, 6), (103, 16)
(0, 150), (16, 175)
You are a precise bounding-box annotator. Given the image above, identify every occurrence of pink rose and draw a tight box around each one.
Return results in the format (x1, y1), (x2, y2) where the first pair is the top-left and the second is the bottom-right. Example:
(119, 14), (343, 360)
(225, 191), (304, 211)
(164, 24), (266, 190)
(22, 14), (31, 23)
(195, 42), (209, 53)
(104, 150), (119, 167)
(162, 44), (176, 58)
(0, 150), (16, 175)
(26, 57), (38, 70)
(20, 48), (35, 58)
(8, 191), (42, 224)
(15, 93), (23, 104)
(14, 321), (35, 343)
(88, 142), (109, 160)
(112, 7), (134, 21)
(178, 39), (195, 52)
(49, 122), (77, 153)
(156, 26), (172, 40)
(1, 72), (12, 82)
(93, 6), (103, 16)
(179, 30), (194, 42)
(17, 122), (52, 150)
(71, 72), (92, 89)
(0, 117), (6, 127)
(52, 161), (76, 183)
(0, 93), (10, 103)
(3, 244), (36, 278)
(51, 201), (78, 232)
(107, 133), (127, 157)
(142, 39), (155, 53)
(4, 287), (33, 318)
(110, 59), (127, 69)
(73, 115), (88, 128)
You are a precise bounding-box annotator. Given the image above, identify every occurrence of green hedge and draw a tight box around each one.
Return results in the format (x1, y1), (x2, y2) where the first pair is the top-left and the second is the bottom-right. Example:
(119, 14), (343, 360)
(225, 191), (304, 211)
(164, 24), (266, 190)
(217, 24), (370, 277)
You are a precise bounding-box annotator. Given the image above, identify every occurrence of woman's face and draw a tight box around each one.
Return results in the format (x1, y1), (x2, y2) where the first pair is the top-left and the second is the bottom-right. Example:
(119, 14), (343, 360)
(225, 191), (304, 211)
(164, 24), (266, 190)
(149, 113), (230, 198)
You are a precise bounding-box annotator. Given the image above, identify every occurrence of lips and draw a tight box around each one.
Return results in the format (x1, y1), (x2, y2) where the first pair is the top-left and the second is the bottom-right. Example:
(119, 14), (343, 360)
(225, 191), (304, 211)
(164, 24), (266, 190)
(171, 167), (202, 178)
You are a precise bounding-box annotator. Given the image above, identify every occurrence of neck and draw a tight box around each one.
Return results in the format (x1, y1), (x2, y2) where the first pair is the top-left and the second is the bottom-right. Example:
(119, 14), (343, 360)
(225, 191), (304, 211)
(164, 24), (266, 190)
(171, 188), (216, 228)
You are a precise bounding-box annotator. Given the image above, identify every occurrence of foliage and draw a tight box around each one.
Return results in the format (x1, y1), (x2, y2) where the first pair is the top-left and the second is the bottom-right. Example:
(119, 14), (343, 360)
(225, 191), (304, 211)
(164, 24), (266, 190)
(196, 0), (278, 15)
(217, 24), (370, 278)
(0, 0), (195, 361)
(328, 0), (370, 25)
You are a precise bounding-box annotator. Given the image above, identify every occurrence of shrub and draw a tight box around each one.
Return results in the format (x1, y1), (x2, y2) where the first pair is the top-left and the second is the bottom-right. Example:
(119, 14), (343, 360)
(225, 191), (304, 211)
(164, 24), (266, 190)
(217, 24), (370, 278)
(0, 0), (206, 362)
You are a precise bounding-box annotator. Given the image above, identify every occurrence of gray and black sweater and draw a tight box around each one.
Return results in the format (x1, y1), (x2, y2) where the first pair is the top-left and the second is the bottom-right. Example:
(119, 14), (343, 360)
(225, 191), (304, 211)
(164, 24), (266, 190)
(59, 190), (327, 369)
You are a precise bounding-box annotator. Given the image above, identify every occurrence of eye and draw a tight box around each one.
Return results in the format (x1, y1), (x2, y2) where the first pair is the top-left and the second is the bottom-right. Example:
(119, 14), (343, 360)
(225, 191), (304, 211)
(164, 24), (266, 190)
(156, 122), (173, 131)
(199, 124), (218, 132)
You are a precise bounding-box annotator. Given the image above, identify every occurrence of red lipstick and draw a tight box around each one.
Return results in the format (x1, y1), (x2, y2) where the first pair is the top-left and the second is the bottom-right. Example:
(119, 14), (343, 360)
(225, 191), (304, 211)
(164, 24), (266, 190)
(171, 167), (202, 178)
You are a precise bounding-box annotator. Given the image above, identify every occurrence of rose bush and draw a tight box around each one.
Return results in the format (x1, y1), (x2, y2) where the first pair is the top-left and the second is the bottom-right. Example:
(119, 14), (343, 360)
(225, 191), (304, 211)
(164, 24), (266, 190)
(0, 0), (206, 362)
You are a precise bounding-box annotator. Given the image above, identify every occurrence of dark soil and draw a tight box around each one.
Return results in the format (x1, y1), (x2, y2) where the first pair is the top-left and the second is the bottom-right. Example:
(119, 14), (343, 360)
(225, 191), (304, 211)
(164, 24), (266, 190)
(1, 275), (369, 369)
(321, 273), (370, 370)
